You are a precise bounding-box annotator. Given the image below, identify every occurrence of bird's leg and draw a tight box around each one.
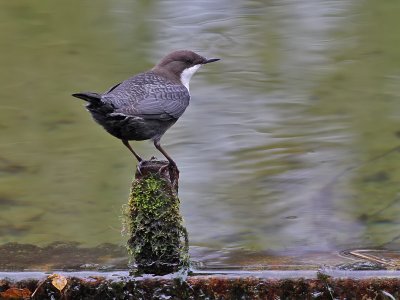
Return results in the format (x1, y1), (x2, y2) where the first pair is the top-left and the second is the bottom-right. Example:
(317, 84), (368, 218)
(122, 139), (143, 160)
(122, 140), (143, 161)
(154, 139), (176, 167)
(154, 139), (179, 180)
(122, 140), (144, 174)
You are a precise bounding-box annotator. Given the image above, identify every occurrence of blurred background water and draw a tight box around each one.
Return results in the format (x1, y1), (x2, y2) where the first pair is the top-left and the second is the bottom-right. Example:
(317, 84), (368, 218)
(0, 0), (400, 266)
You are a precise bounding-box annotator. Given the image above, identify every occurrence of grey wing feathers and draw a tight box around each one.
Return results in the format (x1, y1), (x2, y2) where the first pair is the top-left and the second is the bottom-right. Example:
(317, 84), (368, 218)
(134, 85), (190, 119)
(104, 82), (190, 120)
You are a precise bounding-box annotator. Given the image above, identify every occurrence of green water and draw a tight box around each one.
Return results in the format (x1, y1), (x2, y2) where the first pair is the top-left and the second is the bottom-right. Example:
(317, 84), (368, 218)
(0, 0), (399, 264)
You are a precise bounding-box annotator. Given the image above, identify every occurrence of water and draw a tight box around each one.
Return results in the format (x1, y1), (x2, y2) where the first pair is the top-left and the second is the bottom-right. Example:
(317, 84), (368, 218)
(1, 0), (400, 268)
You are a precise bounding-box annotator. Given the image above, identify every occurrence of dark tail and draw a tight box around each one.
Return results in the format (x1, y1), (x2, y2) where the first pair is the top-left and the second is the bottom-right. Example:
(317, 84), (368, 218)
(72, 92), (102, 104)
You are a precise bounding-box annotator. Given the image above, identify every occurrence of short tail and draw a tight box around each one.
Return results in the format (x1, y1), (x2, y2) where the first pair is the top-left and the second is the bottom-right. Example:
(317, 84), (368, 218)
(72, 92), (102, 104)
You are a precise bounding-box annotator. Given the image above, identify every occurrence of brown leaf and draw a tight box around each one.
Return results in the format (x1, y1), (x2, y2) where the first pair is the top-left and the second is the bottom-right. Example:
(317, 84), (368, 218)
(0, 287), (31, 299)
(49, 273), (68, 291)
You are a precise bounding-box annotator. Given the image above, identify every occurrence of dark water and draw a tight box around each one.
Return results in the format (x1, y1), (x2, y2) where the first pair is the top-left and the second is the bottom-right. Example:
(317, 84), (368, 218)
(1, 0), (400, 267)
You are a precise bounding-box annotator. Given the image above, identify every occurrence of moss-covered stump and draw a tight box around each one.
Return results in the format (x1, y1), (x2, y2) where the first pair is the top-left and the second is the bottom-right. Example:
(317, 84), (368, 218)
(126, 158), (189, 275)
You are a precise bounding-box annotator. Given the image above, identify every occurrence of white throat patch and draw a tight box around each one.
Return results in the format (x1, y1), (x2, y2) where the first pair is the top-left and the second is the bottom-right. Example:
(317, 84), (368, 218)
(180, 64), (201, 91)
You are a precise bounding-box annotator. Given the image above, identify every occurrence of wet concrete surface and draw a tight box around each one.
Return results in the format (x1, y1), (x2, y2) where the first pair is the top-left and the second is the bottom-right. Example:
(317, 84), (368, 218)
(1, 270), (400, 299)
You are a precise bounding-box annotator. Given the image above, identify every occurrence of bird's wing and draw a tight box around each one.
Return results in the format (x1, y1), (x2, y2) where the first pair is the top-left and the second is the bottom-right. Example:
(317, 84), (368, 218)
(112, 84), (191, 120)
(105, 82), (122, 94)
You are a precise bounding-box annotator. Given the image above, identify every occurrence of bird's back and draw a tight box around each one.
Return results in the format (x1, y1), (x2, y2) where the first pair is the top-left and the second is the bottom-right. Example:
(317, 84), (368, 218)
(101, 71), (191, 120)
(102, 72), (169, 107)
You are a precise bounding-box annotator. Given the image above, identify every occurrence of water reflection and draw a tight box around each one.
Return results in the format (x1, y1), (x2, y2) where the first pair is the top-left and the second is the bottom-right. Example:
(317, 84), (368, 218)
(0, 0), (400, 266)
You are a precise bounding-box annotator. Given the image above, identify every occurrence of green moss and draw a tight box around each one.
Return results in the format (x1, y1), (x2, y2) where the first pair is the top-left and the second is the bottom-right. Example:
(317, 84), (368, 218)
(124, 173), (189, 275)
(316, 271), (332, 282)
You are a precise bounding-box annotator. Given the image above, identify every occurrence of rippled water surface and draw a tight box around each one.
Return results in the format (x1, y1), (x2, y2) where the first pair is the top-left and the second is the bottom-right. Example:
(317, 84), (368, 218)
(1, 0), (400, 266)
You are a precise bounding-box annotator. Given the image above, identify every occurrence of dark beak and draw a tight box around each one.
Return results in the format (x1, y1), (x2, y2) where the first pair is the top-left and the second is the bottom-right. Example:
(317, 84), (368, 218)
(203, 58), (220, 64)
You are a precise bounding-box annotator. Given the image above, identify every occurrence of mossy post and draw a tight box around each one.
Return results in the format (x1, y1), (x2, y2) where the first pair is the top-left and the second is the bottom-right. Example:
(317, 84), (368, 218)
(126, 158), (189, 275)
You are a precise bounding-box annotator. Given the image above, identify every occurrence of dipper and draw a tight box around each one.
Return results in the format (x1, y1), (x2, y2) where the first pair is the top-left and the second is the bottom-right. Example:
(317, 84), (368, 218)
(72, 50), (219, 168)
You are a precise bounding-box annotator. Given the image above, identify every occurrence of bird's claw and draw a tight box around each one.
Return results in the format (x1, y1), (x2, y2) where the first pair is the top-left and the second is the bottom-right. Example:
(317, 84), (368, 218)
(158, 163), (169, 175)
(158, 162), (179, 181)
(136, 160), (144, 175)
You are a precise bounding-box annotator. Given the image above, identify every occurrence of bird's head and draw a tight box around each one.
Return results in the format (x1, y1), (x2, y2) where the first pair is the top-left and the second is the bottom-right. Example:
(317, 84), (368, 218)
(153, 50), (219, 89)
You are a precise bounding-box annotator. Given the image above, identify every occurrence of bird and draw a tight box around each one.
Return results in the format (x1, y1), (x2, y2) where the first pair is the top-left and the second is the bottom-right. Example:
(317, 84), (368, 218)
(72, 50), (219, 170)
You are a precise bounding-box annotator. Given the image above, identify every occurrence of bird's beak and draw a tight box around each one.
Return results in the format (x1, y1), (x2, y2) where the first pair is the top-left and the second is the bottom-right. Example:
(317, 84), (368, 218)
(203, 58), (220, 64)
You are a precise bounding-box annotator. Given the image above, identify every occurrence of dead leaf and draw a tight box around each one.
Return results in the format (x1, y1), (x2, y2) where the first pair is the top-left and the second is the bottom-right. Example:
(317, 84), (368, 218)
(49, 273), (68, 291)
(0, 287), (31, 299)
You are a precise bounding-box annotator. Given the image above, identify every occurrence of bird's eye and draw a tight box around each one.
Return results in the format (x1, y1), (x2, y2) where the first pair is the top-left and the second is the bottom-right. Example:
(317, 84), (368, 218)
(185, 59), (192, 64)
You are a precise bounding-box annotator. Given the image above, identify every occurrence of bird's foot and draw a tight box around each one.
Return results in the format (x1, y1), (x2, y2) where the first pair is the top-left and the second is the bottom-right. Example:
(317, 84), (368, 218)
(158, 162), (179, 182)
(136, 160), (144, 175)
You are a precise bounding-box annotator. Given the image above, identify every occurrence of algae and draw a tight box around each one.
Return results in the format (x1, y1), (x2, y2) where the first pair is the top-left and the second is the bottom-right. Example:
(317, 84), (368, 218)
(125, 160), (189, 275)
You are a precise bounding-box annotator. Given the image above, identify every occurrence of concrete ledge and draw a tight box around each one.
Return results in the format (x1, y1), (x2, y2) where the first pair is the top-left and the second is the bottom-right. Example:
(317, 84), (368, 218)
(1, 270), (400, 299)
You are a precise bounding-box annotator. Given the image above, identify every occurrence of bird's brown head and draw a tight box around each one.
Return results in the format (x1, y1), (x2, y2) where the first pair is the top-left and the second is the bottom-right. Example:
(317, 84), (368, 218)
(153, 50), (219, 87)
